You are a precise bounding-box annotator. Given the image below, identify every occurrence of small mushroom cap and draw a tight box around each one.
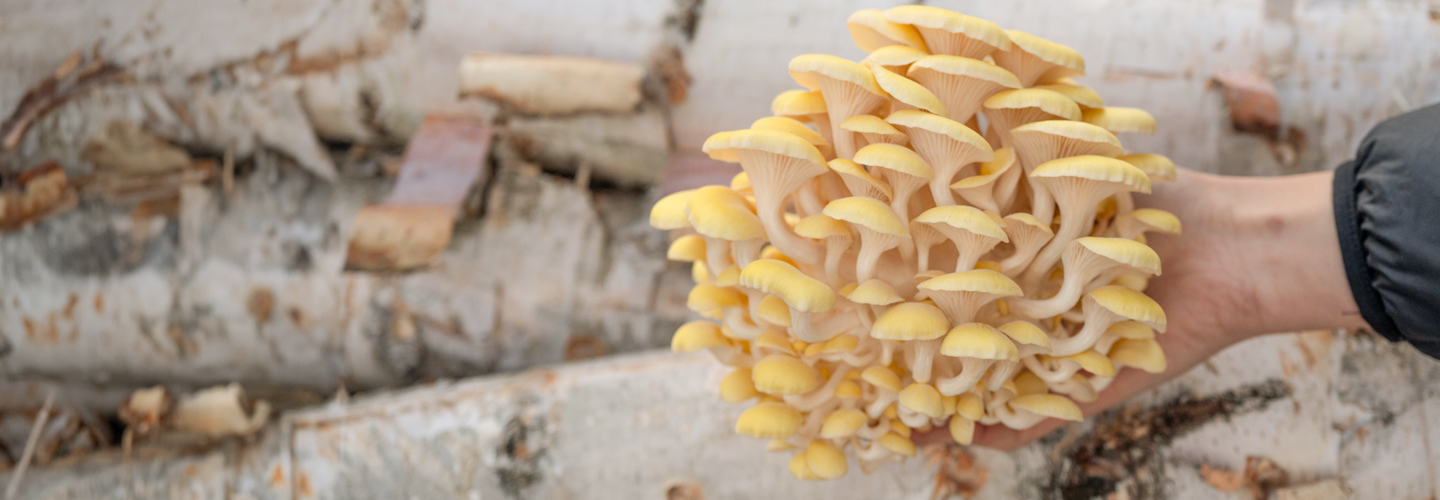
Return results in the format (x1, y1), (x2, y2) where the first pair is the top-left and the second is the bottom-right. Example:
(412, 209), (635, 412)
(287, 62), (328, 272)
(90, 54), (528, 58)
(736, 402), (804, 438)
(1002, 212), (1055, 237)
(1109, 338), (1167, 373)
(771, 89), (828, 117)
(878, 432), (918, 457)
(940, 323), (1019, 361)
(686, 186), (766, 241)
(827, 159), (895, 200)
(997, 320), (1053, 351)
(871, 302), (951, 341)
(788, 452), (817, 479)
(672, 320), (729, 352)
(952, 147), (1017, 189)
(821, 334), (860, 353)
(795, 214), (852, 241)
(883, 6), (1011, 52)
(755, 330), (796, 355)
(820, 408), (869, 438)
(918, 269), (1024, 296)
(740, 259), (836, 313)
(702, 129), (827, 167)
(1074, 237), (1163, 276)
(752, 354), (820, 395)
(1107, 321), (1156, 340)
(1064, 350), (1117, 378)
(823, 197), (910, 237)
(884, 110), (992, 154)
(1009, 394), (1084, 421)
(847, 9), (928, 51)
(806, 441), (849, 480)
(899, 383), (945, 418)
(975, 260), (1002, 272)
(691, 261), (709, 284)
(729, 171), (751, 192)
(1088, 286), (1167, 332)
(714, 266), (741, 287)
(750, 116), (828, 147)
(863, 45), (929, 68)
(1126, 208), (1182, 235)
(983, 89), (1083, 121)
(1013, 371), (1049, 397)
(853, 143), (934, 180)
(757, 295), (793, 327)
(835, 380), (863, 399)
(650, 189), (695, 230)
(1002, 30), (1086, 76)
(1030, 155), (1152, 194)
(1083, 107), (1157, 135)
(1010, 120), (1123, 155)
(1033, 83), (1104, 109)
(949, 415), (976, 444)
(862, 366), (904, 392)
(847, 279), (904, 306)
(870, 64), (948, 116)
(1119, 153), (1177, 181)
(907, 55), (1022, 89)
(768, 439), (797, 452)
(666, 235), (706, 262)
(720, 368), (760, 403)
(687, 284), (741, 312)
(788, 54), (888, 97)
(956, 393), (984, 421)
(840, 115), (904, 136)
(915, 205), (1010, 242)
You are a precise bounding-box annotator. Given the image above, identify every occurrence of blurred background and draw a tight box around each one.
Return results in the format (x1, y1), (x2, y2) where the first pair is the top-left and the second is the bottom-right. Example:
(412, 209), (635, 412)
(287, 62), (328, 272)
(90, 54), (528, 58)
(0, 0), (1437, 498)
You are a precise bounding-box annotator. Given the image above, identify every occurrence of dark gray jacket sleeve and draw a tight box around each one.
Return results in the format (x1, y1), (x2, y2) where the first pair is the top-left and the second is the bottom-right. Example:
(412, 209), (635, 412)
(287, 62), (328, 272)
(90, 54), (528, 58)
(1333, 103), (1440, 359)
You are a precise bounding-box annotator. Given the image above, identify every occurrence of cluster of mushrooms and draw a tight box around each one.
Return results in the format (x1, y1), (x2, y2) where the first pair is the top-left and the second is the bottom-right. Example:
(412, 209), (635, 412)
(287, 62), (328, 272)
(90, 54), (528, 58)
(654, 6), (1179, 480)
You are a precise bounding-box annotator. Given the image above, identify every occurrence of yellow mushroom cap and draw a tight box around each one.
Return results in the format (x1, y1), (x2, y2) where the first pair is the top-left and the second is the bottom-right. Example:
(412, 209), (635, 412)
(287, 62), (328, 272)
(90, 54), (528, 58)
(752, 354), (819, 395)
(861, 366), (904, 393)
(956, 393), (984, 421)
(847, 279), (904, 306)
(750, 116), (828, 147)
(702, 128), (827, 167)
(827, 158), (895, 200)
(853, 143), (934, 180)
(983, 89), (1082, 121)
(871, 302), (951, 341)
(1010, 120), (1123, 154)
(730, 171), (751, 192)
(794, 214), (852, 241)
(1033, 83), (1104, 109)
(1109, 338), (1168, 373)
(1009, 394), (1084, 421)
(755, 330), (796, 355)
(720, 368), (760, 403)
(819, 408), (868, 438)
(899, 383), (945, 418)
(740, 259), (836, 314)
(736, 402), (804, 439)
(949, 415), (976, 445)
(823, 197), (910, 237)
(1013, 371), (1048, 397)
(835, 379), (863, 398)
(1082, 107), (1157, 135)
(788, 54), (888, 97)
(1031, 155), (1152, 195)
(821, 334), (859, 353)
(877, 432), (918, 457)
(1119, 153), (1177, 181)
(846, 9), (928, 51)
(907, 54), (1022, 89)
(1127, 208), (1183, 235)
(768, 439), (797, 452)
(1107, 321), (1156, 340)
(918, 269), (1024, 297)
(883, 6), (1010, 53)
(1064, 350), (1117, 378)
(870, 64), (948, 116)
(914, 205), (1010, 242)
(714, 266), (741, 287)
(975, 260), (1002, 272)
(666, 235), (706, 262)
(1074, 237), (1163, 276)
(997, 320), (1053, 351)
(940, 323), (1019, 361)
(883, 110), (991, 153)
(1002, 30), (1086, 75)
(686, 185), (765, 241)
(806, 441), (848, 480)
(840, 115), (904, 137)
(650, 189), (695, 230)
(788, 452), (818, 480)
(771, 89), (828, 117)
(687, 284), (741, 312)
(1088, 285), (1168, 332)
(864, 45), (930, 68)
(672, 320), (729, 352)
(757, 295), (793, 327)
(1002, 212), (1054, 237)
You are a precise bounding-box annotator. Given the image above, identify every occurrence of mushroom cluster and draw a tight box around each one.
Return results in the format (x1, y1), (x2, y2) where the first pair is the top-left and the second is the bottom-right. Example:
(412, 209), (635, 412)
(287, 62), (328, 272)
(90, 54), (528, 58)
(655, 6), (1180, 480)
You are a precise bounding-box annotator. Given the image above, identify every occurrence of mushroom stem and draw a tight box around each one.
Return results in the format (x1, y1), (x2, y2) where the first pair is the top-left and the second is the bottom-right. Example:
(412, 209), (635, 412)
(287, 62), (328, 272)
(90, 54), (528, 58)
(866, 391), (898, 419)
(1007, 272), (1090, 318)
(904, 339), (943, 383)
(936, 359), (994, 396)
(898, 406), (930, 428)
(986, 360), (1021, 391)
(1048, 317), (1117, 357)
(856, 236), (893, 283)
(823, 238), (849, 286)
(722, 307), (766, 340)
(786, 366), (853, 411)
(999, 239), (1046, 276)
(704, 236), (732, 276)
(796, 181), (827, 217)
(880, 339), (899, 366)
(1021, 356), (1082, 383)
(993, 404), (1047, 430)
(732, 238), (766, 269)
(790, 309), (821, 343)
(1049, 376), (1098, 403)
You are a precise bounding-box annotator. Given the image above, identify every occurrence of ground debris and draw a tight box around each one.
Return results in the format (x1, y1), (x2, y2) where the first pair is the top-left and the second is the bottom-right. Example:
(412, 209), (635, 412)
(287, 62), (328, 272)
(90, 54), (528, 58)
(0, 162), (77, 231)
(926, 444), (989, 499)
(1198, 456), (1290, 500)
(0, 53), (127, 153)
